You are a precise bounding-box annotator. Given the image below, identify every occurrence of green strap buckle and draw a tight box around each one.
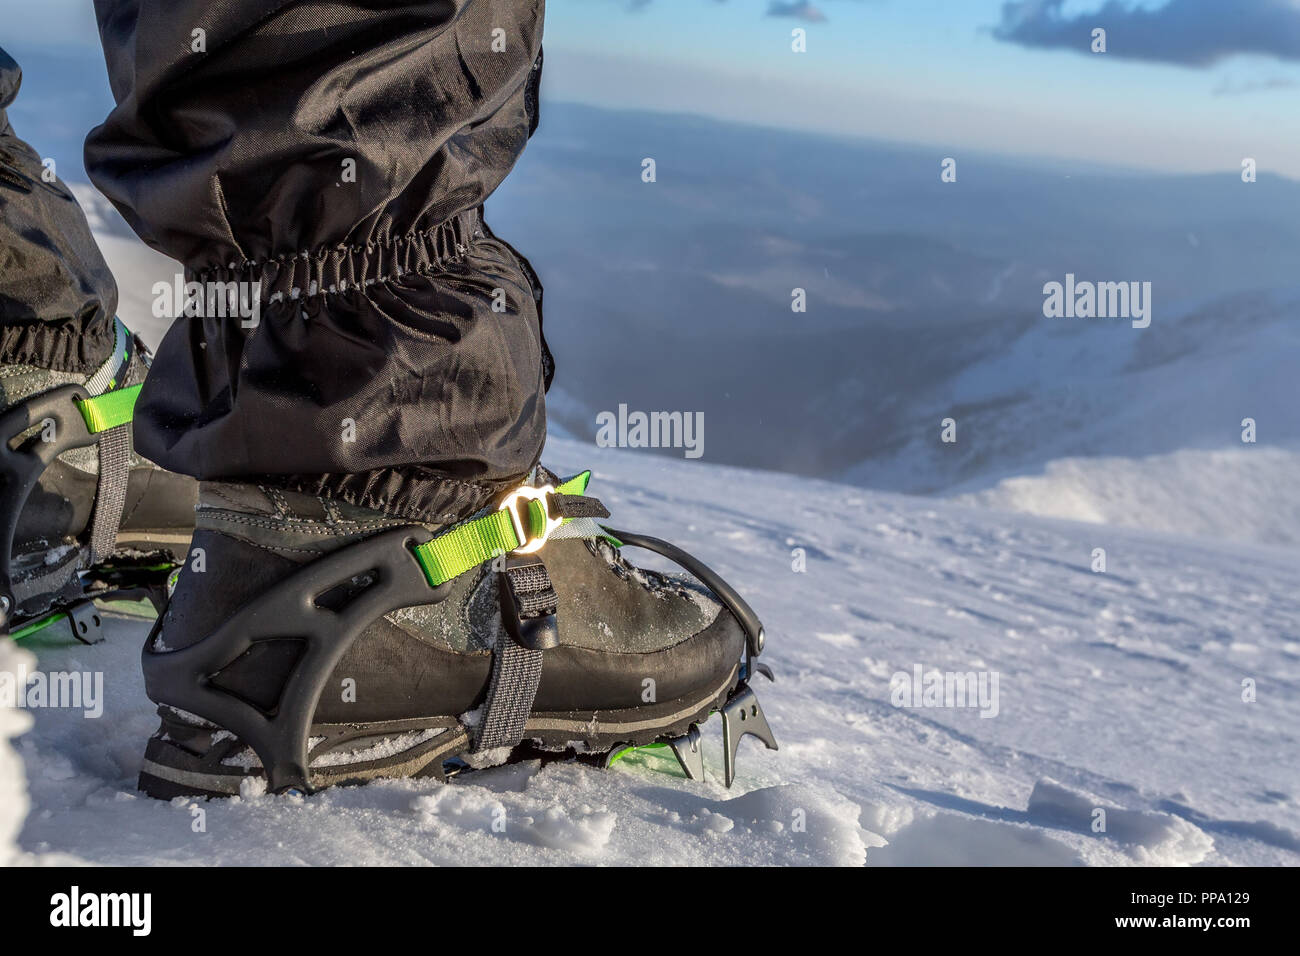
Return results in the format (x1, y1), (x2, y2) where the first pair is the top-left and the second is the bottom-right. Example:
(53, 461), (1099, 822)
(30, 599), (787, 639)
(498, 484), (563, 555)
(75, 383), (143, 433)
(412, 471), (592, 588)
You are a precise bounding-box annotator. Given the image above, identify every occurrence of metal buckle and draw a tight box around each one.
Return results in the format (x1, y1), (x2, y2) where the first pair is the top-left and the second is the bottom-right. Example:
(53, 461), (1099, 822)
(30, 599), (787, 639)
(498, 484), (562, 555)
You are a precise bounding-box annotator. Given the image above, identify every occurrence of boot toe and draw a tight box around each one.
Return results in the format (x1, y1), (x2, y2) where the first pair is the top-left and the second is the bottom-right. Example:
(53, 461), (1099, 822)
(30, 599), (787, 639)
(534, 600), (745, 712)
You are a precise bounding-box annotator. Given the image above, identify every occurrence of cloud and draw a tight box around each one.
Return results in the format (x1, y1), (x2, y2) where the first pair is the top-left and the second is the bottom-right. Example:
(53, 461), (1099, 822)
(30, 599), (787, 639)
(620, 0), (730, 9)
(767, 1), (828, 21)
(991, 0), (1300, 66)
(613, 0), (840, 21)
(1212, 74), (1299, 94)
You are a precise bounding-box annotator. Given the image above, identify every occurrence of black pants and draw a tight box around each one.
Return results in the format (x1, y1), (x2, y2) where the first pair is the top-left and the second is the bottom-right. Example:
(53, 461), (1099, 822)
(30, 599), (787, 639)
(1, 1), (551, 524)
(0, 48), (120, 371)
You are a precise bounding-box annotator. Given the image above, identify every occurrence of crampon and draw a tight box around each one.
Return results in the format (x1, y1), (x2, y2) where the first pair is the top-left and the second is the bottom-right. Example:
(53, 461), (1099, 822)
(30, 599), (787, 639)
(1, 320), (194, 644)
(137, 468), (776, 797)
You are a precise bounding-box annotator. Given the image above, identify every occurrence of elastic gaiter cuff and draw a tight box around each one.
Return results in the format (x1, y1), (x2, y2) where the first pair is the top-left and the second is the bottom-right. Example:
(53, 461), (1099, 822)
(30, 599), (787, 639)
(86, 0), (551, 522)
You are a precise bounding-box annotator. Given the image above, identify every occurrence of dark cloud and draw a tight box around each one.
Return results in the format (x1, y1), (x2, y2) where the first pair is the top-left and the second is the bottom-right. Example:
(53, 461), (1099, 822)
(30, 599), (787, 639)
(767, 1), (828, 21)
(992, 0), (1300, 66)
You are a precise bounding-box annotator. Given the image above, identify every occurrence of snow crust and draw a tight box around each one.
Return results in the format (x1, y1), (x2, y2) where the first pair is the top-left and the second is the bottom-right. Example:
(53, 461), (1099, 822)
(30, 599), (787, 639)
(952, 446), (1300, 547)
(3, 438), (1297, 866)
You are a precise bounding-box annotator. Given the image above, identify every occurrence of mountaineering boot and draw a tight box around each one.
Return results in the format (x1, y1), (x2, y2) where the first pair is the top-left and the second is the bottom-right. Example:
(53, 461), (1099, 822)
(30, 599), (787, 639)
(138, 467), (776, 798)
(1, 47), (195, 640)
(0, 322), (197, 640)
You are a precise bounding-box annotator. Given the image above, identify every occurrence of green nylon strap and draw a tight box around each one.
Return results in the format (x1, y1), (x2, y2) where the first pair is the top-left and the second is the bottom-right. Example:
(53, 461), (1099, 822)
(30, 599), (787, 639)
(559, 469), (590, 497)
(76, 383), (143, 433)
(9, 608), (67, 642)
(413, 470), (592, 587)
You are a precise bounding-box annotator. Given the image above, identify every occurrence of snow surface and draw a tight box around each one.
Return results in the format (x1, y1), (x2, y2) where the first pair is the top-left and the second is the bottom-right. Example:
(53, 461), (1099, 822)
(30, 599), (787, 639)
(4, 438), (1299, 866)
(952, 446), (1300, 548)
(840, 286), (1300, 521)
(0, 641), (34, 866)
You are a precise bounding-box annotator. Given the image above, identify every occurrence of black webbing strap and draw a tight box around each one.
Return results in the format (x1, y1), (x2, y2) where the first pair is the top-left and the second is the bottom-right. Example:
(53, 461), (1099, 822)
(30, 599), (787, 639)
(547, 493), (609, 520)
(88, 423), (131, 565)
(473, 556), (559, 752)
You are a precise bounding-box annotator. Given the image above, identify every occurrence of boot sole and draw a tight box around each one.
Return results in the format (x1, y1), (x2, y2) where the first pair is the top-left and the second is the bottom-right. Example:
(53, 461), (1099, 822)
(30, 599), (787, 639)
(138, 665), (739, 799)
(113, 529), (193, 556)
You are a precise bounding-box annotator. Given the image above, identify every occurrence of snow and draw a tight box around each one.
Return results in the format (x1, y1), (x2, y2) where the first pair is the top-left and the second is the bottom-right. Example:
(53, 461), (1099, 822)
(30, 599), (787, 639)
(841, 287), (1300, 531)
(952, 446), (1300, 547)
(4, 438), (1298, 866)
(0, 640), (35, 865)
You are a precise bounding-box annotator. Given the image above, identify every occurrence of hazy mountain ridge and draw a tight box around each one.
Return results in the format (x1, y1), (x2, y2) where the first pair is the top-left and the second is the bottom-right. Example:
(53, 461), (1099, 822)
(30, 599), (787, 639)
(490, 105), (1300, 503)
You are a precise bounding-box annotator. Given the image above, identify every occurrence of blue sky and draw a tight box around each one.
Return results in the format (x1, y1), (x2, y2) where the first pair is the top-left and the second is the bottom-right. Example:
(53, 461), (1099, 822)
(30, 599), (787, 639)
(542, 0), (1300, 175)
(5, 0), (1300, 176)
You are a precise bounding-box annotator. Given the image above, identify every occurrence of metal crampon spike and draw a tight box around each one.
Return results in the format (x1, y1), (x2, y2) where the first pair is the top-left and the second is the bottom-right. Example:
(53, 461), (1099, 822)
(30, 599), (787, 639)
(721, 683), (778, 788)
(603, 743), (635, 770)
(739, 658), (775, 685)
(66, 600), (106, 645)
(667, 724), (705, 781)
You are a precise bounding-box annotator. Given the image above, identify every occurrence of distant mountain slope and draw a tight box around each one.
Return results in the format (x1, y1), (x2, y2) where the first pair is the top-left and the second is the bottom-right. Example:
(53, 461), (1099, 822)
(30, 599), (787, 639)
(841, 287), (1300, 498)
(488, 105), (1300, 494)
(953, 446), (1300, 548)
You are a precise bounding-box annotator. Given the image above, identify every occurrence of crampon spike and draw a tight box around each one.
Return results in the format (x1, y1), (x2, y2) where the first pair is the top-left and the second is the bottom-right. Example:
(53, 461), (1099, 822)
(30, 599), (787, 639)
(747, 660), (775, 683)
(604, 743), (636, 770)
(668, 724), (705, 781)
(721, 683), (778, 788)
(65, 600), (105, 645)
